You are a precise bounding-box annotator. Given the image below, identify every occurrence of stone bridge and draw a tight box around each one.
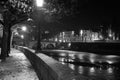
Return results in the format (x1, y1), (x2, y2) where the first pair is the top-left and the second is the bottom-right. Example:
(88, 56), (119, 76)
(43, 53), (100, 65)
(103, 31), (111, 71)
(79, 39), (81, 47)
(28, 41), (57, 49)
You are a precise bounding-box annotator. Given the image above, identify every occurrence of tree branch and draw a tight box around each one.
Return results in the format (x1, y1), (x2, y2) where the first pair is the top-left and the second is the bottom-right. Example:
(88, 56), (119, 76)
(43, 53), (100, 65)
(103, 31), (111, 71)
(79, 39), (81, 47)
(11, 16), (28, 27)
(0, 20), (4, 26)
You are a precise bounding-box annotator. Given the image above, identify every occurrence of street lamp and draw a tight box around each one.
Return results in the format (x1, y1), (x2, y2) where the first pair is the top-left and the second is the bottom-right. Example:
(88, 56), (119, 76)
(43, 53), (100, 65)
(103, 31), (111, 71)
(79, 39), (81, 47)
(21, 26), (27, 31)
(20, 35), (25, 46)
(36, 0), (44, 7)
(21, 35), (24, 39)
(35, 0), (44, 53)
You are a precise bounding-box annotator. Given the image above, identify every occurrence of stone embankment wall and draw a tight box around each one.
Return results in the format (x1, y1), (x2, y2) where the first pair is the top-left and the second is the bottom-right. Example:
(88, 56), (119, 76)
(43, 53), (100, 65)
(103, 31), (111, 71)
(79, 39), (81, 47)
(18, 46), (87, 80)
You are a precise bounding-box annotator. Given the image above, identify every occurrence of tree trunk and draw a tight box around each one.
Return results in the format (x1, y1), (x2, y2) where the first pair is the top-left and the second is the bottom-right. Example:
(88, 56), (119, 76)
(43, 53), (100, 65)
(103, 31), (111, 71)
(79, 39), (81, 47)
(0, 25), (9, 60)
(0, 11), (12, 60)
(7, 26), (12, 56)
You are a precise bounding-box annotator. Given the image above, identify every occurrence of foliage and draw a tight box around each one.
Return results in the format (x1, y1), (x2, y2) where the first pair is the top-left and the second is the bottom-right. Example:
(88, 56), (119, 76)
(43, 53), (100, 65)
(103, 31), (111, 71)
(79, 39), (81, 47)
(0, 0), (88, 22)
(0, 0), (32, 15)
(45, 0), (87, 16)
(0, 0), (33, 27)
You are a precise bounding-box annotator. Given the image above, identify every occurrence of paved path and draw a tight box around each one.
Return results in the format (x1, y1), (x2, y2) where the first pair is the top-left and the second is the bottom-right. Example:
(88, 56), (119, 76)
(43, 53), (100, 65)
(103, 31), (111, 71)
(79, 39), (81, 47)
(0, 48), (39, 80)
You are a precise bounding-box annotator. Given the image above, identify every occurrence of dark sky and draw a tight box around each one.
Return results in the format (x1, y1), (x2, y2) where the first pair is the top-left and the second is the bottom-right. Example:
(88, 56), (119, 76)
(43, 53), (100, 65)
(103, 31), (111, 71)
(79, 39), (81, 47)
(58, 0), (120, 31)
(40, 0), (120, 34)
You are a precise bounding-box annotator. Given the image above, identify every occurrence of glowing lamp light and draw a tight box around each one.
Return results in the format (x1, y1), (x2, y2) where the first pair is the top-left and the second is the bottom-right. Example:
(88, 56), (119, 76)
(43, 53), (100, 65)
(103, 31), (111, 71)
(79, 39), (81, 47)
(36, 0), (44, 7)
(80, 30), (83, 36)
(59, 40), (62, 42)
(68, 43), (71, 47)
(21, 35), (24, 39)
(21, 26), (27, 31)
(109, 33), (112, 37)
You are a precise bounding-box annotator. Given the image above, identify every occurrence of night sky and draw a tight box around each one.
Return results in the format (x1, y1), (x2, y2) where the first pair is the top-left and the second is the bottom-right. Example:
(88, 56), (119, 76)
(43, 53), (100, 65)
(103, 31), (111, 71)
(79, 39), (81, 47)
(56, 0), (120, 31)
(30, 0), (120, 34)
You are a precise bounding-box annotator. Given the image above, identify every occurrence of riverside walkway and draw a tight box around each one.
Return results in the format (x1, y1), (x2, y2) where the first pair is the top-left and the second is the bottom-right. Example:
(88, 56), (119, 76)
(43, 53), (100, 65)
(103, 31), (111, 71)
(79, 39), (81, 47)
(0, 48), (39, 80)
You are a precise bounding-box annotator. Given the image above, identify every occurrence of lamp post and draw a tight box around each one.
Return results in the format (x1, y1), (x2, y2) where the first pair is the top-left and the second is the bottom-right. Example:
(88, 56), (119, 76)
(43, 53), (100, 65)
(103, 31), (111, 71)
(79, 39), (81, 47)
(35, 0), (44, 53)
(20, 34), (25, 46)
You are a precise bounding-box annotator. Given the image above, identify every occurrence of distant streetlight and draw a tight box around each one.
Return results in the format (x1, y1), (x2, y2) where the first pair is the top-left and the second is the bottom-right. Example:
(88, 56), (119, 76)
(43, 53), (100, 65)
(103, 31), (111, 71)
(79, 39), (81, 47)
(10, 25), (27, 48)
(21, 26), (27, 31)
(12, 25), (27, 32)
(20, 35), (25, 46)
(21, 35), (24, 39)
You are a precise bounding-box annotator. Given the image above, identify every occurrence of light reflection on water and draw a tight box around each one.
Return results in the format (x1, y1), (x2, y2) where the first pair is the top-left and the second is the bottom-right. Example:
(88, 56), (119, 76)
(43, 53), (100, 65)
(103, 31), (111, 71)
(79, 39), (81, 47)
(107, 67), (113, 74)
(78, 66), (84, 74)
(44, 51), (120, 80)
(57, 57), (120, 80)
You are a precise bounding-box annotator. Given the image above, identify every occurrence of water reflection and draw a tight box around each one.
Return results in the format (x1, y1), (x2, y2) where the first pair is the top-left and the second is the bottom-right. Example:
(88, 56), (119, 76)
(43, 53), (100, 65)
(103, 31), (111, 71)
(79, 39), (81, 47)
(59, 53), (66, 56)
(55, 56), (120, 80)
(68, 64), (75, 70)
(107, 67), (113, 74)
(78, 66), (84, 74)
(58, 57), (65, 62)
(66, 62), (120, 80)
(45, 50), (120, 66)
(57, 57), (74, 63)
(89, 67), (95, 74)
(43, 50), (120, 80)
